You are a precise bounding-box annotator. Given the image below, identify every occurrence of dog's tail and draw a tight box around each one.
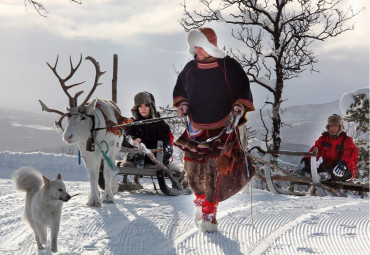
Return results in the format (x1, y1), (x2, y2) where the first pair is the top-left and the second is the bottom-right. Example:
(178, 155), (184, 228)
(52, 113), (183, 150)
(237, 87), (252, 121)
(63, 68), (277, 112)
(13, 166), (43, 193)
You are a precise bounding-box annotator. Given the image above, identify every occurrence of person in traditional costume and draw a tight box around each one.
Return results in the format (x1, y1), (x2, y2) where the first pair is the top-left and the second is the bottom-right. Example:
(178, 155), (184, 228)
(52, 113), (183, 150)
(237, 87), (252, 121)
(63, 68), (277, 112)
(173, 27), (255, 232)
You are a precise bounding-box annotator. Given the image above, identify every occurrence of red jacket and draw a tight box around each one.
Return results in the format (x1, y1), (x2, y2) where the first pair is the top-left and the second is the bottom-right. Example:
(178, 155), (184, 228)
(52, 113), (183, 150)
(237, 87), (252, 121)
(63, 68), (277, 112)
(306, 132), (358, 178)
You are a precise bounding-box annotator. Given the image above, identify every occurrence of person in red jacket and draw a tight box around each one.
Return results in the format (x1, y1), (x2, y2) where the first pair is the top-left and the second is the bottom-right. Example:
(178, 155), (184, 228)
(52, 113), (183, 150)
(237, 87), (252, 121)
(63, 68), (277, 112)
(297, 114), (358, 182)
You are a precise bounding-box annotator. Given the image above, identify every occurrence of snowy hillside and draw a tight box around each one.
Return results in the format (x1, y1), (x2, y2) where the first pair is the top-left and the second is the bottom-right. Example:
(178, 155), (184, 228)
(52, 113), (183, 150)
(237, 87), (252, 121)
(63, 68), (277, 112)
(0, 107), (71, 153)
(247, 100), (342, 148)
(0, 152), (369, 255)
(0, 100), (342, 154)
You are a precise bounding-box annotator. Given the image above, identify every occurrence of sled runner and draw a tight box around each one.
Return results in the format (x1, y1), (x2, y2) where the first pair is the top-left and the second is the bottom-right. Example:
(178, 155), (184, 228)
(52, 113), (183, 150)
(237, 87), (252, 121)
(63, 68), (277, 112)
(115, 141), (191, 196)
(320, 180), (369, 198)
(250, 149), (368, 198)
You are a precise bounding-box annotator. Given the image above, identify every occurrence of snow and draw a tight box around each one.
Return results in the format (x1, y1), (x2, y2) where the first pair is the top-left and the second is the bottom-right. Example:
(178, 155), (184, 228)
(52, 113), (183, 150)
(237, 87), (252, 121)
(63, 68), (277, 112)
(215, 10), (226, 23)
(339, 87), (369, 115)
(1, 152), (369, 255)
(244, 11), (256, 23)
(255, 76), (277, 91)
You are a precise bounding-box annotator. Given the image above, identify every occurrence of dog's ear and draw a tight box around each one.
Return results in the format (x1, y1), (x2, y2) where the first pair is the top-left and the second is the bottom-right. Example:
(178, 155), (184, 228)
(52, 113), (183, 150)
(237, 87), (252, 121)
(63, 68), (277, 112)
(56, 173), (62, 180)
(43, 176), (50, 187)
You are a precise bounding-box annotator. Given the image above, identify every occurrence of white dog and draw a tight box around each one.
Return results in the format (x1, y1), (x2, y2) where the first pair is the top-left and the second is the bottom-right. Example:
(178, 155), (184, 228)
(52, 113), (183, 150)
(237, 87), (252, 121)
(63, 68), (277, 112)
(13, 166), (71, 253)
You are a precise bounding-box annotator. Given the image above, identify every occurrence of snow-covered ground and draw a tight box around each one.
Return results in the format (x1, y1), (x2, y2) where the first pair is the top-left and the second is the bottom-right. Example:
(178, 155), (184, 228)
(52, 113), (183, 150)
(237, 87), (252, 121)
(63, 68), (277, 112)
(0, 152), (368, 255)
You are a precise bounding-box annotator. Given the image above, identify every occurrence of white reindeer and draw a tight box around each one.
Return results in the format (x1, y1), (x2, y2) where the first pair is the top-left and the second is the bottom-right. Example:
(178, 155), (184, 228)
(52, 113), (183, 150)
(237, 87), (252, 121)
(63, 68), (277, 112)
(39, 55), (123, 207)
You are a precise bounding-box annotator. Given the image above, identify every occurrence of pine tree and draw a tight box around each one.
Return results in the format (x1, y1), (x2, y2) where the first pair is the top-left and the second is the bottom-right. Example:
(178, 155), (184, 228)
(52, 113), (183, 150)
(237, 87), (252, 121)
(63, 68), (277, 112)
(344, 93), (369, 179)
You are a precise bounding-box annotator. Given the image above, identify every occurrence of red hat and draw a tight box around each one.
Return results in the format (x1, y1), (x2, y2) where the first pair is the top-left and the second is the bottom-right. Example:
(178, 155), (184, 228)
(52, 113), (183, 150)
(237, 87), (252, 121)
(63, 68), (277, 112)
(199, 27), (217, 46)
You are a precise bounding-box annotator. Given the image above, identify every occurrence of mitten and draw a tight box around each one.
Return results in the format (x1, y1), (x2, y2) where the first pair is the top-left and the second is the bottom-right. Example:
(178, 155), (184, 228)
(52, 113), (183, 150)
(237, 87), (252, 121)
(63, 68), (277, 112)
(333, 161), (347, 177)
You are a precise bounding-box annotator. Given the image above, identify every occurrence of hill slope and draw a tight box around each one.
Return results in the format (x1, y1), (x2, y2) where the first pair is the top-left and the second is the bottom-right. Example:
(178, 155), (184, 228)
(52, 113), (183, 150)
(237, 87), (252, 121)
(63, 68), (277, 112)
(0, 100), (342, 154)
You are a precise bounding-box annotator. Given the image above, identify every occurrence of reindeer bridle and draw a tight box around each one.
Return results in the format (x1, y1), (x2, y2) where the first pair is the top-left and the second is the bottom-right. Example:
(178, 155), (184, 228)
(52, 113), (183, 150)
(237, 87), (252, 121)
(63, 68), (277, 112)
(39, 54), (105, 131)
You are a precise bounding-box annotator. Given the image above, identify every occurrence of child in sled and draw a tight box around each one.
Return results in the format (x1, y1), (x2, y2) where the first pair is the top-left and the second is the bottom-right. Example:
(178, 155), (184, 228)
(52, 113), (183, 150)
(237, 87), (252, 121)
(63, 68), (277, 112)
(121, 91), (173, 188)
(296, 114), (358, 182)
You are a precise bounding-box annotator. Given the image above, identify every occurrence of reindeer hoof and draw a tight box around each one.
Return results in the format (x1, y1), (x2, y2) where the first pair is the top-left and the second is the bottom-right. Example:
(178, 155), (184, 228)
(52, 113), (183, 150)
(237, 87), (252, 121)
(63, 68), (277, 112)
(86, 199), (102, 207)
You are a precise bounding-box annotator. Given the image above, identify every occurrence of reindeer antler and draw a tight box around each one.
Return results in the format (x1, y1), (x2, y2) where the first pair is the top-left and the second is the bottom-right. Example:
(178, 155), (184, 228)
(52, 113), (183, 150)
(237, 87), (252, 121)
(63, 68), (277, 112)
(79, 56), (106, 107)
(46, 54), (85, 108)
(40, 54), (105, 129)
(38, 99), (68, 130)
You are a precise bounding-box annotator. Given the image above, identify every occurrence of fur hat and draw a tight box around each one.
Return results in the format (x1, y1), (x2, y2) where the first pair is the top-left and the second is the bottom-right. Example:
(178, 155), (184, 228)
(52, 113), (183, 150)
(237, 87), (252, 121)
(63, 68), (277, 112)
(187, 27), (226, 58)
(131, 91), (159, 119)
(326, 114), (344, 133)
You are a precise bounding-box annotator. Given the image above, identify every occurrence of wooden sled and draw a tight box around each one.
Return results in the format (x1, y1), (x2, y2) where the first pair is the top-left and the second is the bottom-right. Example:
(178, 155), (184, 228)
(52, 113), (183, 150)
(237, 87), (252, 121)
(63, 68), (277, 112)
(321, 181), (369, 198)
(252, 149), (368, 198)
(115, 141), (191, 196)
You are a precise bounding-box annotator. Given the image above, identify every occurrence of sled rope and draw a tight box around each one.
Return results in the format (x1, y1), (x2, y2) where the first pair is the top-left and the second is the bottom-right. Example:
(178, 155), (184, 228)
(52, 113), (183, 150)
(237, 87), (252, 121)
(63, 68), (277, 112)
(247, 184), (273, 248)
(95, 138), (117, 171)
(250, 182), (255, 227)
(94, 116), (178, 131)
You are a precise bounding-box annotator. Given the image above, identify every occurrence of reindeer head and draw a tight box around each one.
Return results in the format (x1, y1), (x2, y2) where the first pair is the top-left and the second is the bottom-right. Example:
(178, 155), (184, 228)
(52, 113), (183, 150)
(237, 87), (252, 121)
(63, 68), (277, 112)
(39, 55), (106, 145)
(62, 98), (100, 144)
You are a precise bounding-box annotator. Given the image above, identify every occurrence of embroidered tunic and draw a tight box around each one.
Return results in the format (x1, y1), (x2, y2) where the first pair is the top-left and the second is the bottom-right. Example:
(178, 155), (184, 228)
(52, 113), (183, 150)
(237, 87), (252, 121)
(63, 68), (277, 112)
(173, 56), (254, 130)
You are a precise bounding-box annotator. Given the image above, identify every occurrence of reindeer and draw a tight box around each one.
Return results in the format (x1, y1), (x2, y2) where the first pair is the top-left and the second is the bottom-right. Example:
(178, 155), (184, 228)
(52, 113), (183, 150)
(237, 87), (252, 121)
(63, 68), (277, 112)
(39, 55), (124, 207)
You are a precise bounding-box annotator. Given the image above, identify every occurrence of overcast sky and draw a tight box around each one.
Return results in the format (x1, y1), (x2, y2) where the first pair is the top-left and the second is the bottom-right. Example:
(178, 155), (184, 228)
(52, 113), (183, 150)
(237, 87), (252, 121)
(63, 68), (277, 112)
(0, 0), (368, 117)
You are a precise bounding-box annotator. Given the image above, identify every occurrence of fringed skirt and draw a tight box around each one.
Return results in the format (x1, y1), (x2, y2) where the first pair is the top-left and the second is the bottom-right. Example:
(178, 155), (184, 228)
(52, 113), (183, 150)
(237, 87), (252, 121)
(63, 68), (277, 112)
(174, 127), (255, 202)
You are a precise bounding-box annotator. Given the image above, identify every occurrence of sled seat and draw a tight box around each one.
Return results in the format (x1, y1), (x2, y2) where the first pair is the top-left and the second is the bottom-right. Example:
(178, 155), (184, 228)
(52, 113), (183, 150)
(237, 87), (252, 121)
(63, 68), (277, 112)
(115, 141), (190, 196)
(117, 147), (161, 176)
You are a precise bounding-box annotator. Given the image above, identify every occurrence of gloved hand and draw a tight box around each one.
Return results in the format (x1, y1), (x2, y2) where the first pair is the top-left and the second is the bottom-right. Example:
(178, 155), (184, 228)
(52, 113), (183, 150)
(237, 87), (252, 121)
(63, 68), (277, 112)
(233, 104), (244, 116)
(177, 102), (189, 117)
(163, 145), (173, 165)
(333, 161), (347, 177)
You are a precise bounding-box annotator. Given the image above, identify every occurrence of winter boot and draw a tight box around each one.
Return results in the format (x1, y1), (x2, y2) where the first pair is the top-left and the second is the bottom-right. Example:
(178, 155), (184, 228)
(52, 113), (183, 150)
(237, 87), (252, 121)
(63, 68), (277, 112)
(200, 200), (218, 233)
(134, 153), (145, 169)
(319, 172), (332, 182)
(193, 194), (205, 228)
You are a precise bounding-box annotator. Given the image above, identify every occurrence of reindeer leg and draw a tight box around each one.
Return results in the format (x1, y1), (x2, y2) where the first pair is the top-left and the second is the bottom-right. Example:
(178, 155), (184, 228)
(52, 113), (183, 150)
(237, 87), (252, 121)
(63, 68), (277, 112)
(102, 159), (114, 203)
(84, 154), (102, 207)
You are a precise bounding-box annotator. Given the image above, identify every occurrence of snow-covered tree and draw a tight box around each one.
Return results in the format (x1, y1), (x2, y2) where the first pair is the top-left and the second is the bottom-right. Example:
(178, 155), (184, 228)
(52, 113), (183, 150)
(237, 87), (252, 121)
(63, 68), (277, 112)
(180, 0), (362, 153)
(342, 91), (369, 179)
(158, 105), (186, 162)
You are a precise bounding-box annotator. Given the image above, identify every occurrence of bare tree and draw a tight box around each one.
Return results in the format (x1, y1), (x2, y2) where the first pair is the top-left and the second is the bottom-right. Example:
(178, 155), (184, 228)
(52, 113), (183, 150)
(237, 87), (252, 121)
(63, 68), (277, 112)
(180, 0), (362, 154)
(25, 0), (82, 16)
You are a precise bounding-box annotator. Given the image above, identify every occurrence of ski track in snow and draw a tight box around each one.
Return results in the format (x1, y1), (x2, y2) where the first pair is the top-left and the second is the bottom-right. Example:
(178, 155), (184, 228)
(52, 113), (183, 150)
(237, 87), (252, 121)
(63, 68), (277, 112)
(0, 179), (368, 255)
